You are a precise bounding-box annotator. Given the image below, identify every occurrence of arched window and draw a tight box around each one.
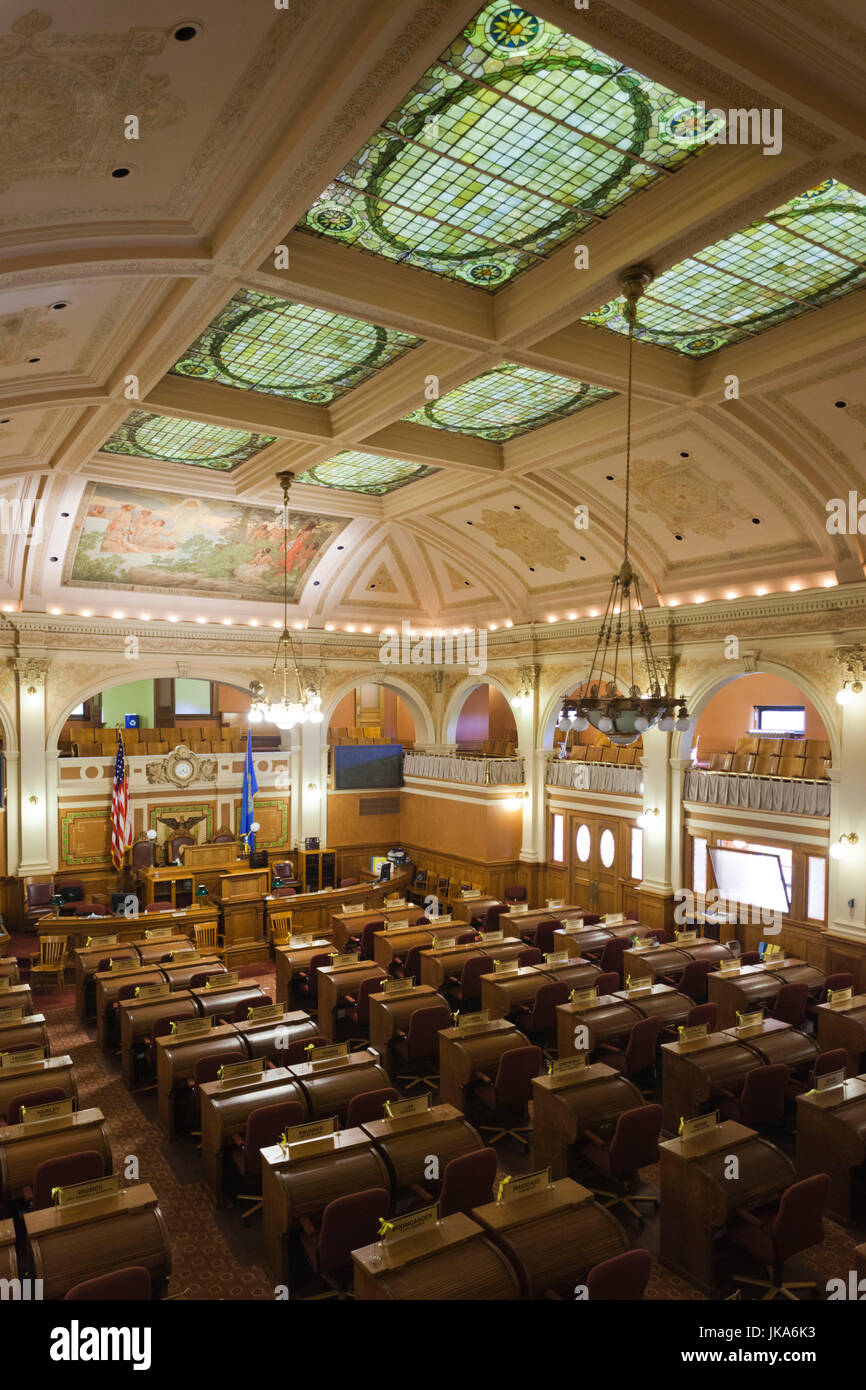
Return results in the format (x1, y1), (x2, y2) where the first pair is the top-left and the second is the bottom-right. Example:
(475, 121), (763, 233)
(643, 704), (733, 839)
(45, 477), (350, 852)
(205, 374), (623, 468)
(576, 824), (591, 863)
(599, 828), (616, 868)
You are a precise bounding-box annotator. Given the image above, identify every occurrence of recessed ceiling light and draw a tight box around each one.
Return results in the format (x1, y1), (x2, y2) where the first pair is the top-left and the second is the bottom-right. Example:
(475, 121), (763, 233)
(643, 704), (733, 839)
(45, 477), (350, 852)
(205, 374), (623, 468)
(111, 168), (131, 178)
(363, 626), (372, 634)
(674, 534), (684, 541)
(2, 605), (13, 614)
(346, 625), (355, 633)
(667, 600), (679, 607)
(112, 610), (124, 620)
(751, 517), (761, 525)
(248, 619), (259, 627)
(835, 400), (848, 408)
(222, 618), (232, 625)
(51, 302), (68, 310)
(489, 622), (498, 630)
(756, 587), (768, 596)
(50, 607), (62, 615)
(168, 615), (179, 622)
(589, 609), (598, 618)
(726, 592), (737, 600)
(49, 556), (58, 562)
(547, 615), (557, 623)
(195, 616), (205, 624)
(140, 612), (151, 621)
(0, 418), (9, 424)
(680, 451), (690, 458)
(80, 609), (91, 617)
(824, 578), (837, 587)
(293, 621), (303, 630)
(695, 596), (706, 604)
(325, 623), (334, 632)
(271, 620), (280, 628)
(171, 21), (201, 41)
(28, 357), (40, 364)
(789, 583), (801, 592)
(567, 612), (576, 620)
(504, 619), (513, 628)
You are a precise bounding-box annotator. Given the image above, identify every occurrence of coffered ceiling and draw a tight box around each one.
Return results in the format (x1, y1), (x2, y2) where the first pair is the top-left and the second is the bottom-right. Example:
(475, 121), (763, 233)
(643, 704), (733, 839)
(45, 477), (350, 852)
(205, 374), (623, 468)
(1, 0), (865, 630)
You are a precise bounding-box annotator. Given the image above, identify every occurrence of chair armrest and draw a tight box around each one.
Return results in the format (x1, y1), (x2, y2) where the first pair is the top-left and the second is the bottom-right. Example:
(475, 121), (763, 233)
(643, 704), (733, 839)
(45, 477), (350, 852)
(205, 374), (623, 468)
(394, 1029), (408, 1041)
(410, 1184), (435, 1205)
(735, 1206), (765, 1230)
(299, 1215), (317, 1239)
(474, 1070), (493, 1085)
(582, 1128), (605, 1146)
(544, 1288), (564, 1300)
(343, 994), (357, 1007)
(229, 1132), (245, 1150)
(717, 1087), (737, 1101)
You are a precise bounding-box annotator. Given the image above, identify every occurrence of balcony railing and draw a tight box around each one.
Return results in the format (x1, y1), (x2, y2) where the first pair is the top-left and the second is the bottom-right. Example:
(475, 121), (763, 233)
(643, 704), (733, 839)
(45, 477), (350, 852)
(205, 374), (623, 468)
(403, 752), (524, 785)
(546, 757), (643, 795)
(683, 768), (830, 816)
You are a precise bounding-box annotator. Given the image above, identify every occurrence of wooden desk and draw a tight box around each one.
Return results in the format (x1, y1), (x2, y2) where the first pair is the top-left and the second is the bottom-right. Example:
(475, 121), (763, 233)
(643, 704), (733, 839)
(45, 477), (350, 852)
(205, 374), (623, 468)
(180, 842), (243, 870)
(708, 958), (824, 1030)
(438, 1019), (530, 1112)
(353, 1211), (520, 1300)
(316, 960), (388, 1041)
(506, 905), (585, 943)
(330, 905), (421, 952)
(235, 1009), (319, 1064)
(118, 990), (198, 1089)
(0, 1055), (77, 1117)
(260, 865), (414, 940)
(138, 865), (200, 908)
(362, 1103), (482, 1197)
(93, 964), (166, 1050)
(25, 1183), (171, 1300)
(135, 932), (197, 963)
(72, 942), (136, 1019)
(659, 1120), (794, 1293)
(817, 995), (866, 1075)
(612, 984), (692, 1031)
(553, 925), (615, 960)
(795, 1075), (866, 1223)
(722, 1018), (817, 1074)
(660, 1030), (763, 1132)
(39, 904), (217, 950)
(621, 941), (731, 985)
(481, 961), (598, 1022)
(373, 926), (435, 968)
(452, 896), (503, 924)
(473, 1176), (628, 1298)
(0, 982), (34, 1017)
(191, 980), (268, 1020)
(555, 996), (643, 1059)
(200, 1067), (308, 1207)
(0, 1217), (16, 1283)
(159, 953), (224, 991)
(532, 1064), (646, 1179)
(156, 1023), (247, 1139)
(418, 938), (523, 989)
(368, 985), (448, 1072)
(0, 1107), (110, 1202)
(0, 958), (21, 986)
(0, 1013), (49, 1058)
(290, 1050), (391, 1121)
(211, 868), (269, 970)
(274, 939), (332, 1007)
(261, 1127), (390, 1284)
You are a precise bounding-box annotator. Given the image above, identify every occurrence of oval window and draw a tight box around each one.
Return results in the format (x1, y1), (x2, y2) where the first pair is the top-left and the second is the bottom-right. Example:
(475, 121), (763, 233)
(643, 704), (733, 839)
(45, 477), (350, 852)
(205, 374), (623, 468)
(576, 824), (591, 863)
(600, 828), (616, 868)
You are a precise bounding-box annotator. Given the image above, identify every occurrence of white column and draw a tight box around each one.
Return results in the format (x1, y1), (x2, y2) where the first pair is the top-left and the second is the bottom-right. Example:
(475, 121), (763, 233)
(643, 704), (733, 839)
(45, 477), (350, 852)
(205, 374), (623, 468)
(15, 658), (51, 874)
(668, 757), (692, 897)
(4, 751), (20, 876)
(828, 696), (866, 935)
(297, 720), (326, 843)
(638, 729), (673, 894)
(45, 749), (60, 869)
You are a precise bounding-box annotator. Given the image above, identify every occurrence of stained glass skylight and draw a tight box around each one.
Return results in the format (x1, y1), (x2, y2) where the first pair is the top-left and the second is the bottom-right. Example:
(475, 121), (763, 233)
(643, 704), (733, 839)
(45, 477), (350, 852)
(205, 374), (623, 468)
(294, 2), (709, 290)
(583, 179), (866, 356)
(170, 290), (422, 403)
(298, 450), (438, 495)
(99, 411), (275, 470)
(403, 362), (615, 439)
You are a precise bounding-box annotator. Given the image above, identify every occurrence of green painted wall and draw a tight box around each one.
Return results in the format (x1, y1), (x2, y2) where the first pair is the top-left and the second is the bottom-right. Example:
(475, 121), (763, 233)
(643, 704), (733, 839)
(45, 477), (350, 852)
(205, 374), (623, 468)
(101, 679), (154, 728)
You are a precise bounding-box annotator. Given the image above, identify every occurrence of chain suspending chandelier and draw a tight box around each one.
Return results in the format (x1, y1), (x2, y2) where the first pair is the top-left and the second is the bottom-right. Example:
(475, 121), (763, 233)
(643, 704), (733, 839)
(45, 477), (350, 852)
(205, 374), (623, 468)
(248, 471), (323, 731)
(558, 268), (689, 747)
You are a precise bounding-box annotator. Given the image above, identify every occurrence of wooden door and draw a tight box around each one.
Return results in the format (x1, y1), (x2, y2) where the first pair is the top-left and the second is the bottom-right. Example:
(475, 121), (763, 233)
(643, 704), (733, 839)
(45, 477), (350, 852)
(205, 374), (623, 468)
(569, 815), (625, 915)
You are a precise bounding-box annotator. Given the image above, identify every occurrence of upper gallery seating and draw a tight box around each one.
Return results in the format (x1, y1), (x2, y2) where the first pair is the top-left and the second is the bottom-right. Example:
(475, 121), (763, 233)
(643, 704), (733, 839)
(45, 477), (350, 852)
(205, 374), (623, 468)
(328, 726), (413, 748)
(704, 737), (830, 781)
(60, 725), (250, 757)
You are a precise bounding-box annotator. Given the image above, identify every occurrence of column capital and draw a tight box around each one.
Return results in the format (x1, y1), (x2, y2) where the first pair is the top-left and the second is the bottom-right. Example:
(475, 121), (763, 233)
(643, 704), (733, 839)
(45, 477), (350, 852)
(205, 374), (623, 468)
(669, 757), (692, 772)
(12, 657), (50, 688)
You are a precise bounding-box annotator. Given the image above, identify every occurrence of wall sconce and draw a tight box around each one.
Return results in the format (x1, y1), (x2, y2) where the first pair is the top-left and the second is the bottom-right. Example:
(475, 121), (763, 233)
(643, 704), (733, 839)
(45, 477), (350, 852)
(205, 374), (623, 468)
(306, 783), (321, 800)
(830, 832), (859, 860)
(28, 795), (39, 804)
(146, 828), (158, 841)
(503, 791), (530, 811)
(26, 686), (38, 696)
(636, 807), (660, 829)
(510, 687), (533, 713)
(836, 682), (861, 706)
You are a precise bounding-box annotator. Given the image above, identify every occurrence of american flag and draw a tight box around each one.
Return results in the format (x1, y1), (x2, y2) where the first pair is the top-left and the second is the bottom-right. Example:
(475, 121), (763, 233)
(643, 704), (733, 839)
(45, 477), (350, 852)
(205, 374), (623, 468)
(110, 731), (132, 869)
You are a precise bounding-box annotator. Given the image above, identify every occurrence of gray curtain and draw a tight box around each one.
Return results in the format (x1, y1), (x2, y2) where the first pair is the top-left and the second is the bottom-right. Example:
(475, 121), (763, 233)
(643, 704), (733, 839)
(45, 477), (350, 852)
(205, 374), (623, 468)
(684, 770), (830, 816)
(403, 752), (524, 785)
(546, 759), (643, 795)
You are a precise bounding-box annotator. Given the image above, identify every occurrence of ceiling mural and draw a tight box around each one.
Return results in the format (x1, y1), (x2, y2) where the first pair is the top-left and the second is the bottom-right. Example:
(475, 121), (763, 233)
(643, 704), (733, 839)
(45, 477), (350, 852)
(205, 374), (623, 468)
(294, 1), (708, 289)
(297, 450), (439, 494)
(169, 289), (422, 403)
(471, 507), (574, 572)
(614, 459), (753, 539)
(584, 179), (866, 356)
(403, 362), (616, 439)
(98, 410), (276, 470)
(64, 483), (347, 601)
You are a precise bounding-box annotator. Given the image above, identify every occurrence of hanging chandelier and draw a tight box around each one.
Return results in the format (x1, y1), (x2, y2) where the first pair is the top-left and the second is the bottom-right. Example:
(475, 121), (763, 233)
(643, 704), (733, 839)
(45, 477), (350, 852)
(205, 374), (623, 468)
(248, 471), (323, 731)
(558, 268), (689, 748)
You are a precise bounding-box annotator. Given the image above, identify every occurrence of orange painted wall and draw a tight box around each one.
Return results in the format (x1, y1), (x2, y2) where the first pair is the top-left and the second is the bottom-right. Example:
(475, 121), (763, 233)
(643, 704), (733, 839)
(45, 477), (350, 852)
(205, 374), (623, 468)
(400, 790), (522, 863)
(327, 791), (400, 847)
(456, 685), (517, 747)
(328, 687), (415, 741)
(694, 673), (827, 757)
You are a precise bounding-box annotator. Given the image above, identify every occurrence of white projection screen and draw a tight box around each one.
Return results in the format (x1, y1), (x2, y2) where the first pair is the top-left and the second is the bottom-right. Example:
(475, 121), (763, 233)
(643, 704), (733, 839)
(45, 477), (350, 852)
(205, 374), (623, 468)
(708, 847), (790, 914)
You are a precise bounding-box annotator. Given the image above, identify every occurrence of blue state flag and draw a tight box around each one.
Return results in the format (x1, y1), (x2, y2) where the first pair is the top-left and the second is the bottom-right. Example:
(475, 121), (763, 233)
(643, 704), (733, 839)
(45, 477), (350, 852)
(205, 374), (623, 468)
(240, 729), (259, 848)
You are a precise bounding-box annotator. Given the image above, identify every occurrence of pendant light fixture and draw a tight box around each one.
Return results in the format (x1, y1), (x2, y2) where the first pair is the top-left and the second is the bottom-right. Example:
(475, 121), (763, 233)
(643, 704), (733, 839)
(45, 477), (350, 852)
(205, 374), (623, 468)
(558, 268), (689, 747)
(248, 471), (323, 730)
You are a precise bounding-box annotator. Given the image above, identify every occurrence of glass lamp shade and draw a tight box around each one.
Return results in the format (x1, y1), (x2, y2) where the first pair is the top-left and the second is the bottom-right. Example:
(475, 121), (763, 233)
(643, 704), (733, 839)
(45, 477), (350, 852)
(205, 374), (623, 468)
(308, 708), (324, 724)
(829, 841), (846, 860)
(248, 706), (264, 724)
(583, 700), (668, 746)
(836, 686), (852, 706)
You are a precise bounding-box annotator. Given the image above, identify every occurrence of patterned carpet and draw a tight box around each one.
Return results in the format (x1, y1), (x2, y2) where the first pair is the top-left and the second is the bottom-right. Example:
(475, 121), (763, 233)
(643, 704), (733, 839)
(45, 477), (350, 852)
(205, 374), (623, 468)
(30, 967), (863, 1301)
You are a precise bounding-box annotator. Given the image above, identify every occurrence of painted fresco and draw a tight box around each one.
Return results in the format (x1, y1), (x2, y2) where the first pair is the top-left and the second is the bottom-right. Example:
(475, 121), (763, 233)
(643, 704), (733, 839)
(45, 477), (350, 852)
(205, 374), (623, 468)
(65, 483), (346, 600)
